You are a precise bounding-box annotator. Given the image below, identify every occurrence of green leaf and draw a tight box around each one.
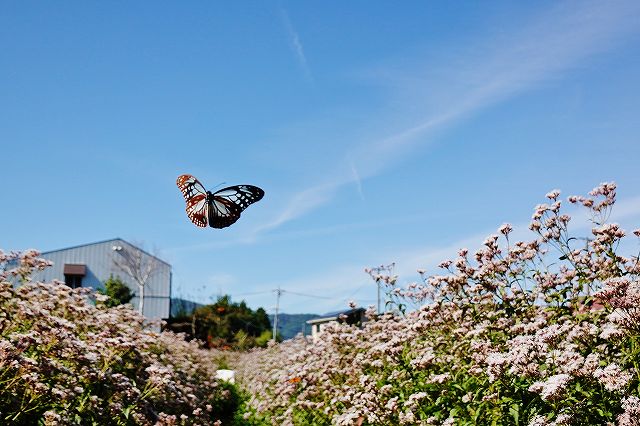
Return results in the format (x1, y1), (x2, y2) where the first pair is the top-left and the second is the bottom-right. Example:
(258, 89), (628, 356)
(509, 404), (520, 425)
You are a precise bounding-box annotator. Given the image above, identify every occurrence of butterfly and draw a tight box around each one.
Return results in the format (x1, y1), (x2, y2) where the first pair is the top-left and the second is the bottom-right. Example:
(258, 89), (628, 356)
(176, 174), (264, 229)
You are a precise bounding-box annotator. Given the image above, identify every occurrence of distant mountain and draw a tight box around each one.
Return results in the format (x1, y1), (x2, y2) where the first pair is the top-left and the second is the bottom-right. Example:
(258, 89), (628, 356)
(269, 313), (320, 340)
(170, 298), (202, 318)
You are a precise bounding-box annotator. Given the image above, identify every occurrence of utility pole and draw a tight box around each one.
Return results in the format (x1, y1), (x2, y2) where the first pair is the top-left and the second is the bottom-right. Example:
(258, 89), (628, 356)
(273, 286), (282, 342)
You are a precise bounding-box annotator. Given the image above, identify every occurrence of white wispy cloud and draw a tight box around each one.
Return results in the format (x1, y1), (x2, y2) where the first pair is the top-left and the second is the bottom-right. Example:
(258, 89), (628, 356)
(348, 155), (365, 201)
(265, 191), (640, 313)
(396, 192), (640, 276)
(610, 195), (640, 223)
(279, 7), (313, 82)
(253, 180), (341, 234)
(261, 0), (640, 233)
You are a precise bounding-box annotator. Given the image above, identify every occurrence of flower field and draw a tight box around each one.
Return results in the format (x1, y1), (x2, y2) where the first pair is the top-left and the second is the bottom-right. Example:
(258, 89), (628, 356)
(2, 182), (640, 425)
(0, 250), (240, 425)
(235, 183), (640, 425)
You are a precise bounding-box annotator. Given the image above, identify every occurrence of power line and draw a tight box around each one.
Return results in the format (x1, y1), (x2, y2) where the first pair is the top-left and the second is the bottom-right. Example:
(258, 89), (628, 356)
(325, 281), (375, 311)
(270, 288), (339, 341)
(233, 290), (273, 297)
(236, 288), (335, 302)
(282, 289), (333, 300)
(232, 289), (333, 300)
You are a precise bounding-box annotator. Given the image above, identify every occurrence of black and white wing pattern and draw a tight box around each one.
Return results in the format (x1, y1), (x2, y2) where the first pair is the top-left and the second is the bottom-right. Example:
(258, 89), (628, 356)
(176, 174), (209, 227)
(177, 174), (264, 229)
(208, 185), (265, 229)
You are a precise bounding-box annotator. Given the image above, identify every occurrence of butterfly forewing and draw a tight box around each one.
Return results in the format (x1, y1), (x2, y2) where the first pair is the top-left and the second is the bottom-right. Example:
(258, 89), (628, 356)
(213, 185), (265, 209)
(208, 185), (265, 229)
(176, 174), (207, 202)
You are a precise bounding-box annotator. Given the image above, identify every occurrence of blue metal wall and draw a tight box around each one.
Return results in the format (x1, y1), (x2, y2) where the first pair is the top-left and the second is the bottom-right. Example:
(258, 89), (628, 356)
(30, 238), (171, 321)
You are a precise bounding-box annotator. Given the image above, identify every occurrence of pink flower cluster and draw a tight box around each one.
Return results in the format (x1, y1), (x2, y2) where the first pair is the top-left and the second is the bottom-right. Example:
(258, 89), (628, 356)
(235, 183), (640, 425)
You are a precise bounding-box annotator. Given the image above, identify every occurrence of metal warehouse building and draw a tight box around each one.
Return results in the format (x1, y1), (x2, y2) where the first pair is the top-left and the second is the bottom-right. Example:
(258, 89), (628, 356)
(31, 238), (171, 322)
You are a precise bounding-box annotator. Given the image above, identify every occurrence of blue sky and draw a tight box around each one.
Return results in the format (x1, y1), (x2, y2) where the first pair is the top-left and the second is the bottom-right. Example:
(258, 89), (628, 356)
(2, 1), (640, 314)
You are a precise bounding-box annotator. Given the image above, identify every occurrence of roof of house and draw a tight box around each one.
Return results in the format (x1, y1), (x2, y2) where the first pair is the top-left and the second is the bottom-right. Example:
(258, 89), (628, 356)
(41, 238), (171, 267)
(306, 307), (366, 325)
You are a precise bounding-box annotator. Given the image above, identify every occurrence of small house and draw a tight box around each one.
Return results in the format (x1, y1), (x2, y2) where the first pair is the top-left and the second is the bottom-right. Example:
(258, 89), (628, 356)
(306, 307), (366, 341)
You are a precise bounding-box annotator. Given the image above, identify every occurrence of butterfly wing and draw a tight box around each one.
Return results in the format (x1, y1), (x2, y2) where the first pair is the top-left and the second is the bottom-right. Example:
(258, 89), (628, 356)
(177, 174), (207, 201)
(207, 196), (242, 229)
(177, 174), (209, 227)
(186, 194), (209, 228)
(208, 185), (265, 229)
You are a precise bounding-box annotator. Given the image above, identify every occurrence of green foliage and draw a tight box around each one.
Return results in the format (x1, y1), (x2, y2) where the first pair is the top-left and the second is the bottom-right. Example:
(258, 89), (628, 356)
(97, 275), (133, 308)
(192, 295), (272, 350)
(255, 330), (273, 348)
(211, 381), (245, 426)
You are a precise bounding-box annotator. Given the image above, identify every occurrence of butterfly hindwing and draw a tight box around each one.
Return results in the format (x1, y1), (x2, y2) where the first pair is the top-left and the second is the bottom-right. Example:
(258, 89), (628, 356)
(208, 197), (242, 229)
(186, 193), (208, 228)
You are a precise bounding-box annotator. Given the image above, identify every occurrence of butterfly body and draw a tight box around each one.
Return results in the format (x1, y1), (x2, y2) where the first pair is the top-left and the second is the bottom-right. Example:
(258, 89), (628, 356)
(177, 174), (264, 229)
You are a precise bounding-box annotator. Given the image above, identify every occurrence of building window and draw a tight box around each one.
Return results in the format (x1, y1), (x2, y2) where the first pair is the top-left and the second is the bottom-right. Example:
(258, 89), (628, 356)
(63, 264), (86, 289)
(64, 274), (83, 288)
(316, 324), (320, 333)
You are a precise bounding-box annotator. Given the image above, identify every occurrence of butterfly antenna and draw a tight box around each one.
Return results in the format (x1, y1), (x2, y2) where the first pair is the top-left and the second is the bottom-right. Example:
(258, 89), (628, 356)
(211, 182), (227, 191)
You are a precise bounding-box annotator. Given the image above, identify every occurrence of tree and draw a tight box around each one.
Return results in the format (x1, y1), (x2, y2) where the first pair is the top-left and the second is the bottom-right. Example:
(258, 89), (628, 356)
(191, 295), (272, 349)
(112, 243), (160, 315)
(98, 275), (134, 308)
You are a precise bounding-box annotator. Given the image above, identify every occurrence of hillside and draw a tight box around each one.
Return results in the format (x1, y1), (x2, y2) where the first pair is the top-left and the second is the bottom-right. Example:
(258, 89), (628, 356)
(269, 313), (320, 340)
(170, 297), (202, 317)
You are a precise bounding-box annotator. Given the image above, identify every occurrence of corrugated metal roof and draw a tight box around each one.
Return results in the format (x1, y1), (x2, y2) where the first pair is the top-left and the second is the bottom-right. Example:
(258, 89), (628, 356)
(42, 238), (171, 267)
(321, 307), (366, 317)
(306, 307), (366, 324)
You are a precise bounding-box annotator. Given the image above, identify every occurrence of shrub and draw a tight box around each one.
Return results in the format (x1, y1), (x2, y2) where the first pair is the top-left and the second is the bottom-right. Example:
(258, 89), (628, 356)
(191, 295), (272, 350)
(98, 275), (134, 308)
(255, 330), (273, 348)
